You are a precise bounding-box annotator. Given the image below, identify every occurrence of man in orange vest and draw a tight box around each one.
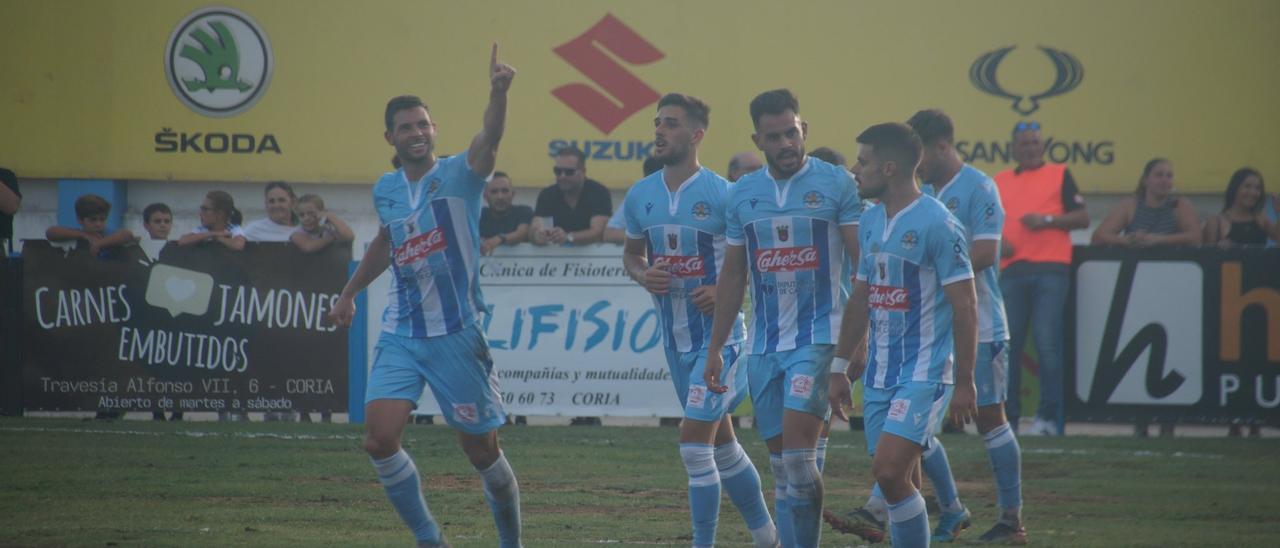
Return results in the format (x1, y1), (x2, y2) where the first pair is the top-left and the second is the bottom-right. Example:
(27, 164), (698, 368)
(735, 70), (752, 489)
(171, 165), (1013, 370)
(994, 121), (1089, 436)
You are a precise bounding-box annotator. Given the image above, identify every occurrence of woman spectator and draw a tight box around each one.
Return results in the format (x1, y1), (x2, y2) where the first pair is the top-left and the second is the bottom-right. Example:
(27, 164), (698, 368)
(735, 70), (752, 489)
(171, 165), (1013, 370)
(243, 181), (299, 242)
(1092, 158), (1201, 247)
(178, 191), (246, 250)
(1203, 168), (1277, 246)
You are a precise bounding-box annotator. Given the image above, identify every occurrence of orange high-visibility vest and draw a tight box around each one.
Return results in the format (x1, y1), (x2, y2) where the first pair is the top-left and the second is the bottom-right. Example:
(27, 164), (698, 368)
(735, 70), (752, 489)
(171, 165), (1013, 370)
(994, 163), (1072, 269)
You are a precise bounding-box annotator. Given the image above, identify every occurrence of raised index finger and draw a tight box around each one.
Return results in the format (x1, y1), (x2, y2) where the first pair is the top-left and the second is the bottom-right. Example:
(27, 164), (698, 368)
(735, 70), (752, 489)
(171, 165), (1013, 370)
(490, 42), (498, 69)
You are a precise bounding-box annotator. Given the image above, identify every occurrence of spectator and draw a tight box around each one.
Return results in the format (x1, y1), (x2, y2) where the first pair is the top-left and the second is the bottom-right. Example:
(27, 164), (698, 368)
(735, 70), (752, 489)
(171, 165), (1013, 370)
(1267, 184), (1279, 247)
(808, 146), (847, 168)
(243, 181), (299, 242)
(46, 194), (137, 258)
(604, 157), (663, 244)
(726, 151), (763, 182)
(290, 194), (355, 254)
(479, 171), (533, 254)
(178, 191), (246, 250)
(1203, 168), (1277, 246)
(531, 146), (612, 245)
(1092, 158), (1201, 247)
(994, 121), (1089, 436)
(0, 167), (19, 256)
(139, 202), (183, 421)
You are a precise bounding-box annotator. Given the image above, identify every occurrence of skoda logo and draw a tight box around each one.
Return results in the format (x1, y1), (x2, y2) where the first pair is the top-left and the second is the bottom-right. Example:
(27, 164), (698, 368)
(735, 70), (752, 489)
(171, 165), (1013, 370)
(165, 7), (273, 118)
(970, 45), (1082, 115)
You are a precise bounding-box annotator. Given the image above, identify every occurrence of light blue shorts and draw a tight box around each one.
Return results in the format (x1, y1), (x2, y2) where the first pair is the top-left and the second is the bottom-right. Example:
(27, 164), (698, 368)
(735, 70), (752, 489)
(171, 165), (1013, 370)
(665, 343), (747, 423)
(748, 344), (835, 441)
(863, 381), (953, 456)
(366, 325), (506, 435)
(976, 340), (1009, 407)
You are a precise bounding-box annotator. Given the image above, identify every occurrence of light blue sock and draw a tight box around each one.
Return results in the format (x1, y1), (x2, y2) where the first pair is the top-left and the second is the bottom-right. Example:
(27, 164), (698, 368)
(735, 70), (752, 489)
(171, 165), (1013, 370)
(715, 442), (777, 547)
(888, 491), (929, 548)
(681, 443), (721, 547)
(815, 436), (828, 473)
(983, 423), (1023, 516)
(478, 451), (522, 548)
(866, 482), (888, 522)
(371, 449), (443, 545)
(769, 453), (795, 548)
(922, 437), (963, 513)
(783, 448), (822, 548)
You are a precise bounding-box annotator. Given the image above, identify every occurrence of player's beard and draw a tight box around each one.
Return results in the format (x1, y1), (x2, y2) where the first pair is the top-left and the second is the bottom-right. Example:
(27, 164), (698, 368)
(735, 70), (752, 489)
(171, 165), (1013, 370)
(767, 148), (804, 179)
(659, 143), (690, 166)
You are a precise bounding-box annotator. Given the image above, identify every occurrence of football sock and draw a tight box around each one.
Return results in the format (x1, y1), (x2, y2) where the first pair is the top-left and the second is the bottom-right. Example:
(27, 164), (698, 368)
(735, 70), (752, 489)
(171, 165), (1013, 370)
(866, 482), (889, 523)
(815, 436), (828, 473)
(714, 441), (777, 547)
(983, 423), (1023, 522)
(681, 443), (721, 548)
(769, 453), (795, 548)
(783, 448), (822, 548)
(888, 490), (930, 548)
(922, 437), (964, 513)
(372, 449), (443, 545)
(477, 451), (522, 548)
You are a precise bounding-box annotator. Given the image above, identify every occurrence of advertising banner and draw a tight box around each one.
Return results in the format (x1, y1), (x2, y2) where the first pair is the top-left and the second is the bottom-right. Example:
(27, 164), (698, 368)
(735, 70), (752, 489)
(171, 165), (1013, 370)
(22, 241), (349, 414)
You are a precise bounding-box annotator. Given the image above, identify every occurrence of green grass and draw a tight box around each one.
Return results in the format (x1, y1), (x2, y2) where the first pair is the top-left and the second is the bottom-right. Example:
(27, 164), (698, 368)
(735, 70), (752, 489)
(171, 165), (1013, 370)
(2, 418), (1278, 547)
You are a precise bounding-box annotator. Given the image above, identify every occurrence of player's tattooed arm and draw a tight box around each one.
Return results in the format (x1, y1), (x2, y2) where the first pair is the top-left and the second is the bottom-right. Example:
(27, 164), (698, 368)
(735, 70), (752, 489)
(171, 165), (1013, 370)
(468, 43), (517, 178)
(944, 278), (980, 426)
(329, 226), (392, 328)
(704, 244), (748, 394)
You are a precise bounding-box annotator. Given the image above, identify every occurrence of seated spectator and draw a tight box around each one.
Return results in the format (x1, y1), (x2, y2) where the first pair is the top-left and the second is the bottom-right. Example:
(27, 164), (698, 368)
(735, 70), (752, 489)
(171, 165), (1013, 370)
(1204, 167), (1277, 246)
(0, 166), (19, 256)
(1092, 158), (1201, 246)
(479, 171), (533, 254)
(178, 191), (246, 250)
(243, 181), (299, 242)
(531, 146), (611, 245)
(726, 151), (763, 182)
(808, 146), (847, 168)
(604, 157), (663, 244)
(46, 194), (137, 258)
(290, 194), (354, 253)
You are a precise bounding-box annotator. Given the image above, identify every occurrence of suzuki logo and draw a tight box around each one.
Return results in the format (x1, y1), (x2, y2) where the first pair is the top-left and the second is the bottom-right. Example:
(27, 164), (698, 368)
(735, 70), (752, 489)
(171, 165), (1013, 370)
(1076, 261), (1202, 405)
(552, 14), (665, 134)
(970, 45), (1082, 115)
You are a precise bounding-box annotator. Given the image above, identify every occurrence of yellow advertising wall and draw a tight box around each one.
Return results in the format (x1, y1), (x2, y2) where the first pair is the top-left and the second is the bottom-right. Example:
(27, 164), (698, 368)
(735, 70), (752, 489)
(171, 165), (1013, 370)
(2, 0), (1277, 192)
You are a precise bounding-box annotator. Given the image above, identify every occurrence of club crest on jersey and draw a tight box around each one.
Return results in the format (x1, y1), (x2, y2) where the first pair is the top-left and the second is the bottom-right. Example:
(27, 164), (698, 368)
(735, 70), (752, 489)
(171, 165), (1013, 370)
(776, 225), (790, 242)
(691, 201), (711, 220)
(901, 230), (919, 250)
(394, 227), (447, 266)
(427, 178), (441, 196)
(869, 284), (910, 310)
(803, 190), (824, 209)
(754, 246), (819, 273)
(655, 255), (705, 277)
(645, 202), (654, 214)
(878, 261), (887, 280)
(946, 197), (960, 211)
(749, 197), (759, 210)
(667, 233), (679, 250)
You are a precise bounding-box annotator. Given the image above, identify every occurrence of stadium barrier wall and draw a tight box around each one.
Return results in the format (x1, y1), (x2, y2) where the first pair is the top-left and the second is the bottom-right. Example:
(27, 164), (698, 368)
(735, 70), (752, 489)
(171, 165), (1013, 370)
(1069, 246), (1280, 423)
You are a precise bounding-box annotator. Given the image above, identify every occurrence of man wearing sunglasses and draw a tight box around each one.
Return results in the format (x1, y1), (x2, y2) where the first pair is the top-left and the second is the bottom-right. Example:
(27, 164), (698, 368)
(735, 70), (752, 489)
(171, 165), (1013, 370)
(994, 121), (1089, 438)
(530, 146), (613, 246)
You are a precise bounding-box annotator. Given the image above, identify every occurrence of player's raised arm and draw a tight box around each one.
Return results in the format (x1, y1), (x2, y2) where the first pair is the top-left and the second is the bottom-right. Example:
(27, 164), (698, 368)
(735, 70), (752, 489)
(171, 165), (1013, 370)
(468, 42), (516, 178)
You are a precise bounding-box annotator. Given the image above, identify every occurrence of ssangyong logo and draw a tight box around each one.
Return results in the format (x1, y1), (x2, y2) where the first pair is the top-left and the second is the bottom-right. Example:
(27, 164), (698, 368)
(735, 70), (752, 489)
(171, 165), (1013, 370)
(165, 7), (273, 118)
(552, 14), (664, 134)
(394, 228), (446, 267)
(969, 45), (1082, 115)
(654, 255), (705, 278)
(755, 247), (819, 273)
(869, 285), (910, 311)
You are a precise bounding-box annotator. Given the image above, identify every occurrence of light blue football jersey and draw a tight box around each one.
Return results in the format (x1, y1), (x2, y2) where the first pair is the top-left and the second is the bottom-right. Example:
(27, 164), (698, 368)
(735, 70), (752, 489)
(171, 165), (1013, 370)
(932, 164), (1008, 343)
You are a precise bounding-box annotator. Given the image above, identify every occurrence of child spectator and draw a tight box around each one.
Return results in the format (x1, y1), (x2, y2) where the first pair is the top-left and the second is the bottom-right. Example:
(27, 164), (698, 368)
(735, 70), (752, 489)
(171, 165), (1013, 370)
(46, 194), (137, 259)
(290, 194), (354, 254)
(141, 203), (173, 240)
(178, 191), (246, 250)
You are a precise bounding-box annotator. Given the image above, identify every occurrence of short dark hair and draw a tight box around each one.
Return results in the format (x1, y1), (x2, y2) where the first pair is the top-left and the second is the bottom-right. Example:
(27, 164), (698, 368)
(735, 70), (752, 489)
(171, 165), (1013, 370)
(491, 170), (510, 181)
(657, 93), (710, 129)
(749, 89), (799, 128)
(205, 190), (243, 226)
(642, 156), (663, 176)
(384, 95), (428, 131)
(555, 145), (586, 169)
(75, 194), (110, 219)
(906, 109), (955, 145)
(856, 123), (923, 174)
(142, 203), (171, 223)
(1223, 167), (1265, 213)
(264, 181), (296, 200)
(808, 147), (846, 167)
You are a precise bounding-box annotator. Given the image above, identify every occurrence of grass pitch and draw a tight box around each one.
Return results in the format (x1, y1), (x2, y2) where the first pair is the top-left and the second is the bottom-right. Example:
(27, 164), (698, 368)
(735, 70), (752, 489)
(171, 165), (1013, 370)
(1, 417), (1277, 547)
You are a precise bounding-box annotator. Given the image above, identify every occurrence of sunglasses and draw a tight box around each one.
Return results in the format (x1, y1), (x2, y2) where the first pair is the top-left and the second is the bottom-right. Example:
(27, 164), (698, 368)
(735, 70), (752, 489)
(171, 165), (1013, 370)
(1014, 121), (1041, 133)
(553, 167), (578, 176)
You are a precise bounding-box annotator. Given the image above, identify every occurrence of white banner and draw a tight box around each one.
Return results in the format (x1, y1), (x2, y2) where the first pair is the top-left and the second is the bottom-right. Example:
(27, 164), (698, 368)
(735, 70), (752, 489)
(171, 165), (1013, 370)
(365, 244), (681, 417)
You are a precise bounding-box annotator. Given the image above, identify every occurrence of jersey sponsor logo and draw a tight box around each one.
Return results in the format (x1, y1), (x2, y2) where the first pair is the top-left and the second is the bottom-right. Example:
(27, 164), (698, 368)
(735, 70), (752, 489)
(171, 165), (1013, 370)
(551, 14), (664, 134)
(887, 398), (910, 422)
(654, 254), (705, 277)
(687, 385), (706, 408)
(393, 227), (447, 267)
(453, 402), (479, 424)
(901, 230), (919, 250)
(691, 201), (711, 220)
(869, 284), (910, 310)
(754, 246), (819, 273)
(803, 191), (824, 209)
(789, 374), (814, 398)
